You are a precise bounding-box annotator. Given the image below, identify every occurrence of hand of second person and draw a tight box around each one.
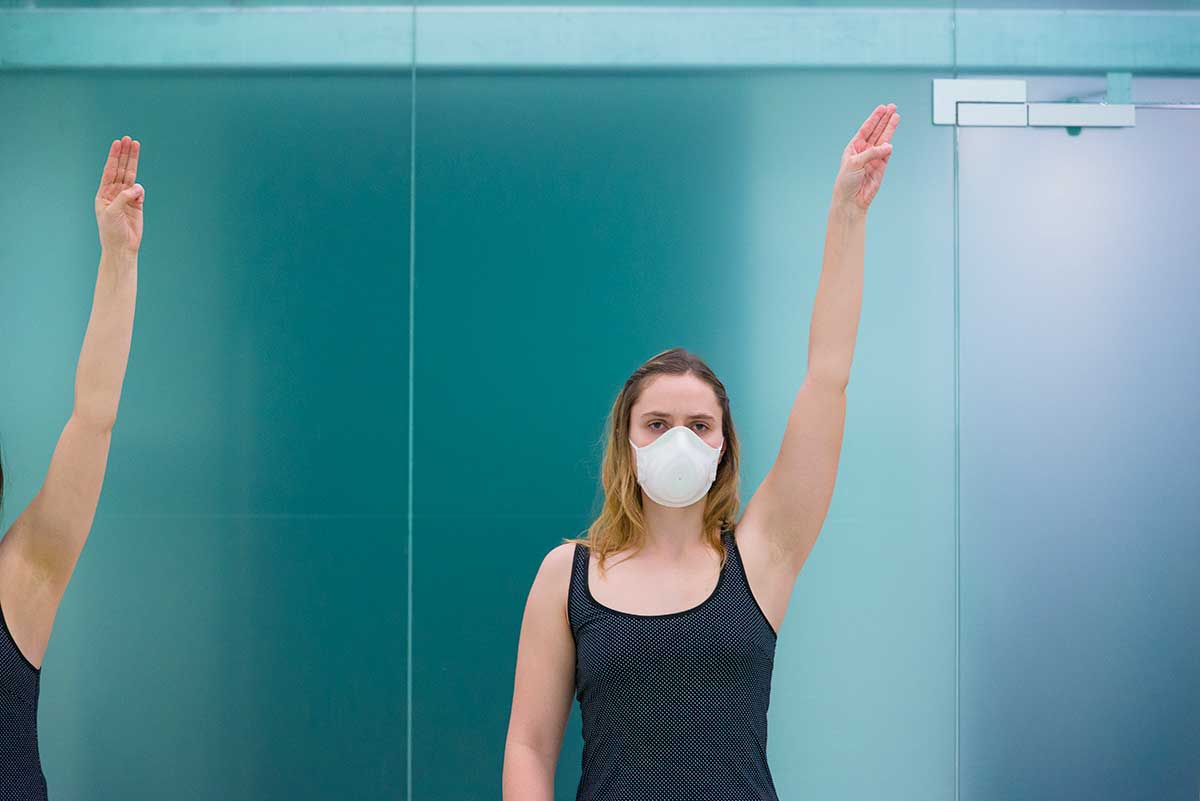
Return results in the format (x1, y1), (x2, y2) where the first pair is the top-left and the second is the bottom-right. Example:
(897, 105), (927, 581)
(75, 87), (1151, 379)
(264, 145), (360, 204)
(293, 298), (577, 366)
(831, 104), (899, 215)
(95, 135), (144, 256)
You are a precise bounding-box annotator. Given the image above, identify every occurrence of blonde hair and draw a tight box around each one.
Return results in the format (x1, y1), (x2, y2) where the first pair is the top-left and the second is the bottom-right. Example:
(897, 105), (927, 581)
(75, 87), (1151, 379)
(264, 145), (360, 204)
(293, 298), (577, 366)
(561, 347), (741, 576)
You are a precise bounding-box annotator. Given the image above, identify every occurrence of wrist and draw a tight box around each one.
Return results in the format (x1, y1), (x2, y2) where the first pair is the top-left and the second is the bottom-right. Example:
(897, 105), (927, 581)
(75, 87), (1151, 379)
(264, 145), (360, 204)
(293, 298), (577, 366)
(830, 199), (867, 224)
(100, 248), (138, 271)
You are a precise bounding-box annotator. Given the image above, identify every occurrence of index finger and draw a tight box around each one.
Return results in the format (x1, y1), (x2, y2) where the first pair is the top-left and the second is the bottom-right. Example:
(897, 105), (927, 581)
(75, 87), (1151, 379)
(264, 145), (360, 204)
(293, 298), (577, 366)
(98, 138), (122, 191)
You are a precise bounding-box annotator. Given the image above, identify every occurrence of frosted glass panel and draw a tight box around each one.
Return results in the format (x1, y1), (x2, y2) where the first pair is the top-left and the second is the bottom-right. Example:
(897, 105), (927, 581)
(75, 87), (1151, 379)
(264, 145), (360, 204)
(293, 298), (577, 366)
(959, 76), (1200, 801)
(413, 69), (957, 801)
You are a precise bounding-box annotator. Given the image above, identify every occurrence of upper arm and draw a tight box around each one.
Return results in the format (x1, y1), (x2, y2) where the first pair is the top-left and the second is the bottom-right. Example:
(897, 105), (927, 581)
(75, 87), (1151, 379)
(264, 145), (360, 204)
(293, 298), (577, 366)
(505, 542), (577, 766)
(0, 413), (115, 668)
(739, 371), (848, 574)
(9, 414), (114, 588)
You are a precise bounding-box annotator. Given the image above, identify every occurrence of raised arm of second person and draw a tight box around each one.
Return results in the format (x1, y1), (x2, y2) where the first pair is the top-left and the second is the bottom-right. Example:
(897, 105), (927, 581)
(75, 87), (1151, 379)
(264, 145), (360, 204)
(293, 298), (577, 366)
(0, 135), (143, 669)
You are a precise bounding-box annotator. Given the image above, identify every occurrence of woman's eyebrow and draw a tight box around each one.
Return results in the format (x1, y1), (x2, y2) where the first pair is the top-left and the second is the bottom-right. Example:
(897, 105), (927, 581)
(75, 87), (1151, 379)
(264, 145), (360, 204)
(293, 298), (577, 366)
(641, 411), (716, 422)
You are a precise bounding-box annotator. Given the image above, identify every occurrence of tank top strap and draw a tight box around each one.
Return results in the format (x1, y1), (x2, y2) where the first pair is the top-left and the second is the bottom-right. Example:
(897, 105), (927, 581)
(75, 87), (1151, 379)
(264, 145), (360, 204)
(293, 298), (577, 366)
(569, 541), (589, 598)
(724, 526), (779, 643)
(567, 541), (591, 642)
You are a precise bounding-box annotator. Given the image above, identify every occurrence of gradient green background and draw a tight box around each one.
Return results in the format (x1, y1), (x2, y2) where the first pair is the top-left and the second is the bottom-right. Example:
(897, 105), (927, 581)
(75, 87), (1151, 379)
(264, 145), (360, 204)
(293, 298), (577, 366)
(0, 2), (1197, 800)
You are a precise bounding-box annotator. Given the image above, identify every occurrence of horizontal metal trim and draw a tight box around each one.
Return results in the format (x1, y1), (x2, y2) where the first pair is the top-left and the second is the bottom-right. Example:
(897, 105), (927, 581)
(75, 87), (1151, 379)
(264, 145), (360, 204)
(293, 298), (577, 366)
(1027, 101), (1136, 126)
(0, 6), (1197, 71)
(954, 9), (1200, 73)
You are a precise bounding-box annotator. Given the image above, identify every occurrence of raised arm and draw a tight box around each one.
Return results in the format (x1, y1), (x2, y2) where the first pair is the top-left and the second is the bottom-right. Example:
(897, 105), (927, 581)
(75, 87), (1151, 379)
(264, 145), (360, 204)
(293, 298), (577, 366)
(739, 105), (899, 575)
(0, 136), (143, 668)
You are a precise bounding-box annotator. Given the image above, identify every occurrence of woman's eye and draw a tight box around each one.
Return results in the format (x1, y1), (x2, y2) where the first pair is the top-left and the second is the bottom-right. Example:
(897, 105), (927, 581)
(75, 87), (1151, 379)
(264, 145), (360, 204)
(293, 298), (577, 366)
(649, 421), (707, 431)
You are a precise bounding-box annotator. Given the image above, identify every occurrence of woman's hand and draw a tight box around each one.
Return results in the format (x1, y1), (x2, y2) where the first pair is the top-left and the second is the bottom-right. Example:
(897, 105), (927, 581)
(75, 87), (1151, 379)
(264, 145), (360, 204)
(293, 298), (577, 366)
(95, 135), (144, 255)
(832, 104), (899, 215)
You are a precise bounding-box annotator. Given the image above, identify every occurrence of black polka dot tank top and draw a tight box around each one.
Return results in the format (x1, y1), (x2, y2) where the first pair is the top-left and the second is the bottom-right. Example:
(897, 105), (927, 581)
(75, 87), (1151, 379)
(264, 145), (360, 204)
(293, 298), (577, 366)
(0, 599), (49, 800)
(568, 527), (780, 801)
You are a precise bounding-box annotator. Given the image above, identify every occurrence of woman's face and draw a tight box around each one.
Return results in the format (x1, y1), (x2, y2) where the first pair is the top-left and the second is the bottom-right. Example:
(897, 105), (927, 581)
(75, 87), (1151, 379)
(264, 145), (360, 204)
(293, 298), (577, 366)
(629, 373), (724, 455)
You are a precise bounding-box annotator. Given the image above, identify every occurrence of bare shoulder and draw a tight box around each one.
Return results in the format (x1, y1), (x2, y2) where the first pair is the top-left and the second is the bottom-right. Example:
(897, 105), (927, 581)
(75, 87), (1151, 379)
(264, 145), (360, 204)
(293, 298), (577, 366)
(517, 542), (578, 631)
(539, 542), (577, 623)
(544, 541), (577, 567)
(537, 542), (576, 584)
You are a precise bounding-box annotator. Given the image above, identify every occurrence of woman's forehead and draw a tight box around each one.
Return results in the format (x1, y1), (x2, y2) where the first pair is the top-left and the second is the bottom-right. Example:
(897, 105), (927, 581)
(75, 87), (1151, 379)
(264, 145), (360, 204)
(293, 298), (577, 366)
(635, 374), (719, 413)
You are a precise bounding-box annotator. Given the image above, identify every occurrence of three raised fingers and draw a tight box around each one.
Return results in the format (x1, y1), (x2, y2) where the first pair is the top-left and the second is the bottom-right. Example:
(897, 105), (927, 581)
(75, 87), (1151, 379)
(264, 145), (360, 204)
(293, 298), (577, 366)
(99, 136), (139, 193)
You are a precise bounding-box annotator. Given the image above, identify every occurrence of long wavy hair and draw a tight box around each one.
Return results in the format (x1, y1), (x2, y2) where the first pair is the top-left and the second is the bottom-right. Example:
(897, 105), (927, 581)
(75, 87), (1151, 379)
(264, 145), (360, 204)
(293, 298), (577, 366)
(562, 347), (741, 576)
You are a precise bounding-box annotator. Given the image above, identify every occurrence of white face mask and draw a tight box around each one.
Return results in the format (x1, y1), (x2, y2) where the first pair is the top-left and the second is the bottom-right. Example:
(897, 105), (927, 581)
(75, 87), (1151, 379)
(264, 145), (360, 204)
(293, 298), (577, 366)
(629, 425), (724, 508)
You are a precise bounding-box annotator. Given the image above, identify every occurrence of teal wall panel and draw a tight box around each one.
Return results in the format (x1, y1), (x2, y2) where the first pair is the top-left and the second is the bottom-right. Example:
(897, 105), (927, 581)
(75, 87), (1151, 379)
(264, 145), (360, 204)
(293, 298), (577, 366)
(0, 71), (412, 799)
(411, 68), (958, 801)
(40, 519), (407, 798)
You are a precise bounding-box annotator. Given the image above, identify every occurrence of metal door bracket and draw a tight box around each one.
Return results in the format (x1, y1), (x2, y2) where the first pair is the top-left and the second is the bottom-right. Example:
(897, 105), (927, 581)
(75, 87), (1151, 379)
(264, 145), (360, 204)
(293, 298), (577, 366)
(933, 78), (1136, 128)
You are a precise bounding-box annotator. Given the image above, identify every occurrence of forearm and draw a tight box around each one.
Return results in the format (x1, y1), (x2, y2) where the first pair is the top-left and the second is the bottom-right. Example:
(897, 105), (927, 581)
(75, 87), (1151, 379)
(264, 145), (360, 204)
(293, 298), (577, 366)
(74, 250), (137, 428)
(502, 740), (555, 801)
(807, 199), (866, 389)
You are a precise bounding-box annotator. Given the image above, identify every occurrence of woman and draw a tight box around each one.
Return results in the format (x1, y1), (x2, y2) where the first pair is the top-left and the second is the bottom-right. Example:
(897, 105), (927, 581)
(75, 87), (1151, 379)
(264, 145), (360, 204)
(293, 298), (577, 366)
(0, 136), (142, 799)
(502, 104), (899, 800)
